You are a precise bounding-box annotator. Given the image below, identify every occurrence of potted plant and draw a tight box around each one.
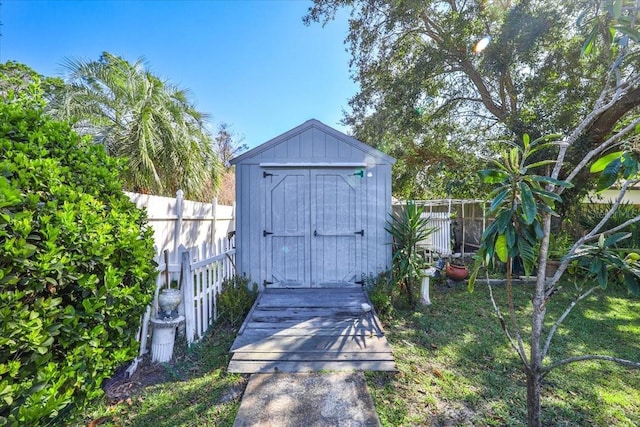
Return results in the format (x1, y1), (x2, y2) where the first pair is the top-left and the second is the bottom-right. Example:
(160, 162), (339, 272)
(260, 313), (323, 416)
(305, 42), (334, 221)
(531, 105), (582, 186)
(445, 261), (469, 281)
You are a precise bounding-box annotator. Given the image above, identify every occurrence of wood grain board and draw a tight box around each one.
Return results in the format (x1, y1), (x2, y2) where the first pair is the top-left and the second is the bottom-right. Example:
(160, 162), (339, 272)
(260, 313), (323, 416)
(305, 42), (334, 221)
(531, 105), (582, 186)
(228, 287), (396, 373)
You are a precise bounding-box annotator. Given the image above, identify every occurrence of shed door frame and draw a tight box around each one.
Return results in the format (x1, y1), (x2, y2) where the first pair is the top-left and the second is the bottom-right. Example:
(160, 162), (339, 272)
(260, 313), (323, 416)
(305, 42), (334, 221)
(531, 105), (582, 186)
(263, 166), (365, 287)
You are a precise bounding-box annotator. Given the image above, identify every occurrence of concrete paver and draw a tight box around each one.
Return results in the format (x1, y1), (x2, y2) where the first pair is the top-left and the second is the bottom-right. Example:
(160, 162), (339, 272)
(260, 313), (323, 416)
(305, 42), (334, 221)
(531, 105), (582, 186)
(233, 372), (380, 427)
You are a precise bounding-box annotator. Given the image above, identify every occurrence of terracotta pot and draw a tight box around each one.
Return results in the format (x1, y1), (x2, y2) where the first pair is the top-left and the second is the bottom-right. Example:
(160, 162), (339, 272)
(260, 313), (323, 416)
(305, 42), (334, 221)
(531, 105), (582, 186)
(446, 264), (469, 281)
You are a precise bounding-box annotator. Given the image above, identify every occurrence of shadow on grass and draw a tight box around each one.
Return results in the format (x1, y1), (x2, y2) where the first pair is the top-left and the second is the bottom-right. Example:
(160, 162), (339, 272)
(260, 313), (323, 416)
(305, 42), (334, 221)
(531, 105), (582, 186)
(366, 281), (640, 426)
(81, 324), (248, 427)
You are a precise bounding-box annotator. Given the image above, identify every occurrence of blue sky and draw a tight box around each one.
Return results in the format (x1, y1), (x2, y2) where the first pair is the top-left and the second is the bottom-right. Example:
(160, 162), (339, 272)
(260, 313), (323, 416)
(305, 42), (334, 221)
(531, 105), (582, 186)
(1, 0), (356, 148)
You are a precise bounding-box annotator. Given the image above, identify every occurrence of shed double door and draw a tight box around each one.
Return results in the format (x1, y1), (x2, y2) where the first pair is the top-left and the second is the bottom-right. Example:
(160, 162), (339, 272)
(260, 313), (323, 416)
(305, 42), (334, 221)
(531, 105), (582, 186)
(264, 168), (362, 287)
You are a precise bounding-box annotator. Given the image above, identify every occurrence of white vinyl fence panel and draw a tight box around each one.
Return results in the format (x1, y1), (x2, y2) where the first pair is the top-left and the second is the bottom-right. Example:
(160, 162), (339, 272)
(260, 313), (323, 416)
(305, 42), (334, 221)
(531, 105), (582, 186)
(126, 190), (235, 263)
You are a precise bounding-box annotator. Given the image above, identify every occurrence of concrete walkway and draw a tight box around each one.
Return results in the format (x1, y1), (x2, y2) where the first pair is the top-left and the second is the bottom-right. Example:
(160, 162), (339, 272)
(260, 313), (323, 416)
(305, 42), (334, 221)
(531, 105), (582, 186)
(233, 372), (380, 427)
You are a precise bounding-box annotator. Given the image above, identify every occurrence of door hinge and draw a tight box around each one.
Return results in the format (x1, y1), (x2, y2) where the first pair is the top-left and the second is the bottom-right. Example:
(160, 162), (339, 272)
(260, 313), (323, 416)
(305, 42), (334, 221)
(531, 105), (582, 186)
(263, 171), (273, 178)
(355, 280), (364, 286)
(354, 229), (364, 236)
(263, 230), (273, 237)
(263, 280), (274, 287)
(353, 170), (364, 178)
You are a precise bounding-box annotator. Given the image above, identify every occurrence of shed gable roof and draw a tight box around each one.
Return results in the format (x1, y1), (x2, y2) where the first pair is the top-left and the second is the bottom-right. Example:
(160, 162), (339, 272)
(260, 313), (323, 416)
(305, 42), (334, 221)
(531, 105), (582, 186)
(230, 119), (396, 165)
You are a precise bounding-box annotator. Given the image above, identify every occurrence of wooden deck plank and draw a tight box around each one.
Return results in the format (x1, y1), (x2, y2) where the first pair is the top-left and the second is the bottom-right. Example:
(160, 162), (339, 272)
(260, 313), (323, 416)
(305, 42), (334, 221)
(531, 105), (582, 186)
(251, 307), (365, 316)
(239, 326), (378, 337)
(242, 317), (357, 329)
(227, 360), (397, 373)
(230, 351), (395, 361)
(230, 334), (391, 353)
(228, 287), (395, 373)
(257, 299), (366, 308)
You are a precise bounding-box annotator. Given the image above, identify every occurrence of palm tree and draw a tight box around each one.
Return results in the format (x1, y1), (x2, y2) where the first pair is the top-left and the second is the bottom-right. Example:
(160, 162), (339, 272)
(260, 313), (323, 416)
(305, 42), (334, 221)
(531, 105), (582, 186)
(54, 52), (220, 200)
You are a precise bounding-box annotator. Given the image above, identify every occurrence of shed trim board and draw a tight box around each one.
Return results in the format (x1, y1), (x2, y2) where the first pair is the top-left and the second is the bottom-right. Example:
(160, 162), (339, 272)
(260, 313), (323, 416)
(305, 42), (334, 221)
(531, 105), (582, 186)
(232, 119), (395, 289)
(259, 162), (369, 168)
(230, 119), (396, 166)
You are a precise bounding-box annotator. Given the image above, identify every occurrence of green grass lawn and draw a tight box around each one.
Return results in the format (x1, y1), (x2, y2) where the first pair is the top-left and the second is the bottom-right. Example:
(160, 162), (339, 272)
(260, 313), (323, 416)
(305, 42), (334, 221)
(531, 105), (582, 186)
(80, 281), (640, 426)
(78, 326), (247, 427)
(367, 281), (640, 426)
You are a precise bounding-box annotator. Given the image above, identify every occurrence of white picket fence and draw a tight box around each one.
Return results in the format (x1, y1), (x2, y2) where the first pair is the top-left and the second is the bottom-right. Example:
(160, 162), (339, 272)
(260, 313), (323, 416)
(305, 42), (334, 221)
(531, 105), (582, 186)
(125, 191), (237, 374)
(181, 239), (236, 343)
(417, 211), (452, 256)
(130, 240), (236, 374)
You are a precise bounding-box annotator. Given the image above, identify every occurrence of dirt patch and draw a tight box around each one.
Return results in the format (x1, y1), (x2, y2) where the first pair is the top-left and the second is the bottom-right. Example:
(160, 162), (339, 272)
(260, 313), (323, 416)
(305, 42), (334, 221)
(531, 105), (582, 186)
(102, 359), (173, 402)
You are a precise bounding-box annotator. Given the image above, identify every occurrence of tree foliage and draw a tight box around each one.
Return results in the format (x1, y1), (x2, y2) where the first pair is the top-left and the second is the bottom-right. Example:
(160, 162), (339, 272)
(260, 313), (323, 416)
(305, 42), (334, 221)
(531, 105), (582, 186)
(305, 0), (640, 199)
(0, 61), (64, 107)
(54, 52), (221, 200)
(0, 95), (157, 425)
(466, 1), (640, 424)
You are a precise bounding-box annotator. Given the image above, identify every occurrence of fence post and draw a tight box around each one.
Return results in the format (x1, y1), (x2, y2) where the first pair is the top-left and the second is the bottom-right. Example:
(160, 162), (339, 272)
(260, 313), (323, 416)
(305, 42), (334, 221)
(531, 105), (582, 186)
(211, 197), (218, 251)
(181, 249), (196, 344)
(173, 190), (184, 264)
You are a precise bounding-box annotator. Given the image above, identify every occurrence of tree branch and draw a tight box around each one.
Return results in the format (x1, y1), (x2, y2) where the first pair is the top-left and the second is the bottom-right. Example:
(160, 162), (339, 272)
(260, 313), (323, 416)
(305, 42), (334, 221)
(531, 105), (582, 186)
(564, 115), (640, 186)
(460, 59), (508, 121)
(505, 260), (529, 362)
(542, 286), (598, 359)
(542, 354), (640, 375)
(487, 271), (530, 370)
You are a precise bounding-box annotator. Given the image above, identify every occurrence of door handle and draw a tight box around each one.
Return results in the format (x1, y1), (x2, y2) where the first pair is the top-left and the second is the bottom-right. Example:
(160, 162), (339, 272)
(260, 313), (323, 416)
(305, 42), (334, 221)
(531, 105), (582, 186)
(313, 230), (318, 237)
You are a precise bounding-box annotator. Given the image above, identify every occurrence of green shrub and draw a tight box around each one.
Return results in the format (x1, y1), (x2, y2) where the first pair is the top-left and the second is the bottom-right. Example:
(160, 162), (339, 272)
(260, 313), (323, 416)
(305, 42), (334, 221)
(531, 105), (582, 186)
(575, 201), (640, 248)
(217, 275), (258, 327)
(362, 272), (395, 322)
(0, 98), (157, 425)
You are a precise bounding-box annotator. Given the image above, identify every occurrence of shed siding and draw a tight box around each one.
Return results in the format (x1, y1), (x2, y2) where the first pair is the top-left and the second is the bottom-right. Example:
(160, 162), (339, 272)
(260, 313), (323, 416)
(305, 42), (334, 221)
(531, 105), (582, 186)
(232, 120), (394, 288)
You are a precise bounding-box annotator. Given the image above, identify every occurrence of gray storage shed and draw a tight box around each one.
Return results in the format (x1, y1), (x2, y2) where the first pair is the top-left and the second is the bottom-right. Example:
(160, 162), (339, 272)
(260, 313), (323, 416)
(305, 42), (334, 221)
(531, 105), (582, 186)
(230, 119), (396, 289)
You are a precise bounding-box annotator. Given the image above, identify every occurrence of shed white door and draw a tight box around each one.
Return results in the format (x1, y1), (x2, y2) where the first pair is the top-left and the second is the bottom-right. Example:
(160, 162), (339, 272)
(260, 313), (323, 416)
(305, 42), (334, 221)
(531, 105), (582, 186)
(310, 170), (361, 285)
(264, 168), (362, 287)
(264, 170), (310, 287)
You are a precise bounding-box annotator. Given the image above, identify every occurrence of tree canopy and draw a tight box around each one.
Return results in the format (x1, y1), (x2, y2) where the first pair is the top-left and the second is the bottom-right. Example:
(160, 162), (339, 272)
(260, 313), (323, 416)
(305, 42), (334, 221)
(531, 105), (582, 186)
(306, 0), (640, 199)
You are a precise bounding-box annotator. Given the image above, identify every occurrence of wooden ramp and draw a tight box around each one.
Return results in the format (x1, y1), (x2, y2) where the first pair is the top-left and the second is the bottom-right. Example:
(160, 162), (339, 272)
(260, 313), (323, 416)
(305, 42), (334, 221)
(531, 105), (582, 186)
(228, 287), (396, 373)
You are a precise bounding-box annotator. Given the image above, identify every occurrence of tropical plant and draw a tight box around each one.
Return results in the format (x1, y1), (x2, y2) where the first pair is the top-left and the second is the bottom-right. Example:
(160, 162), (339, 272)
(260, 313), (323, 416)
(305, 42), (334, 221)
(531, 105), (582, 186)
(54, 52), (221, 200)
(0, 93), (157, 425)
(385, 202), (437, 307)
(470, 129), (640, 425)
(575, 200), (640, 249)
